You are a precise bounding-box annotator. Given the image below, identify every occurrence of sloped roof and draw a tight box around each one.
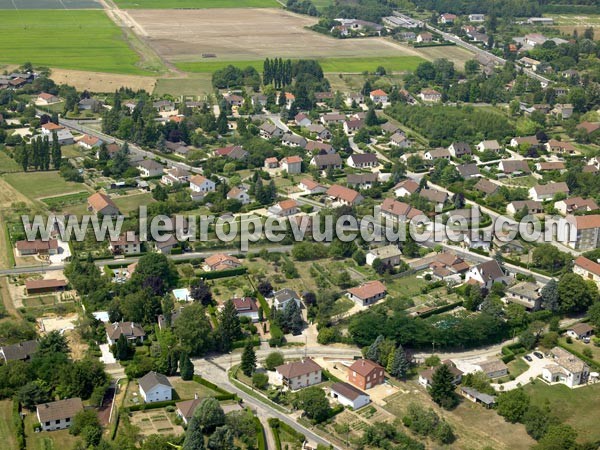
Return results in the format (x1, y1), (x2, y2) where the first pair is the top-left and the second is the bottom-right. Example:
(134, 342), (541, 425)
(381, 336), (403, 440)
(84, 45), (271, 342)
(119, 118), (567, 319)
(37, 398), (83, 423)
(276, 358), (322, 379)
(139, 371), (172, 392)
(348, 359), (384, 377)
(330, 382), (369, 401)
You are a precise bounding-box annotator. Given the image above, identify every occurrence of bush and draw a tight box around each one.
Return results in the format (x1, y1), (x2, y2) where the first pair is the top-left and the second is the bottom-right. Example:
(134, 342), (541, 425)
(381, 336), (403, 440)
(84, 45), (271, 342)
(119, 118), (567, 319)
(252, 372), (269, 389)
(264, 351), (284, 370)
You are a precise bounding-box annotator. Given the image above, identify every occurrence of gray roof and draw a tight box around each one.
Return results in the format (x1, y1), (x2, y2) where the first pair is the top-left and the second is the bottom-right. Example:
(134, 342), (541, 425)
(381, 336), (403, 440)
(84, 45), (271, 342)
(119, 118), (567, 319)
(139, 371), (172, 392)
(37, 398), (83, 423)
(0, 340), (38, 361)
(460, 386), (495, 405)
(273, 288), (300, 304)
(457, 163), (480, 178)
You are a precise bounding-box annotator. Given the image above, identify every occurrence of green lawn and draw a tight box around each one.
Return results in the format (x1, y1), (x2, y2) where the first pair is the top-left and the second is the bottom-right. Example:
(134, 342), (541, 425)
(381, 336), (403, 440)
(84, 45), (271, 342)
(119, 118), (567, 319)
(114, 0), (279, 8)
(113, 192), (155, 214)
(0, 150), (21, 173)
(153, 75), (213, 96)
(0, 10), (149, 74)
(0, 400), (17, 450)
(3, 171), (89, 200)
(524, 382), (600, 443)
(176, 56), (425, 74)
(24, 412), (80, 450)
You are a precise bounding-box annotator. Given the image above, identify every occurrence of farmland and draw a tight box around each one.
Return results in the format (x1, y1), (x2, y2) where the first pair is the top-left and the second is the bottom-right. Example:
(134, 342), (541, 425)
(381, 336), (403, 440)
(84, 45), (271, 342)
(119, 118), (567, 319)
(0, 0), (100, 8)
(3, 172), (90, 201)
(114, 0), (280, 8)
(0, 10), (149, 74)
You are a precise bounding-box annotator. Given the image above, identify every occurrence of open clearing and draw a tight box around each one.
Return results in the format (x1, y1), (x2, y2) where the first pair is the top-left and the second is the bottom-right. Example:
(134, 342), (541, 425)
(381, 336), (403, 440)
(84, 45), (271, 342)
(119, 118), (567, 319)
(550, 14), (600, 40)
(115, 0), (279, 7)
(50, 68), (156, 92)
(0, 10), (149, 74)
(3, 172), (90, 201)
(129, 8), (422, 64)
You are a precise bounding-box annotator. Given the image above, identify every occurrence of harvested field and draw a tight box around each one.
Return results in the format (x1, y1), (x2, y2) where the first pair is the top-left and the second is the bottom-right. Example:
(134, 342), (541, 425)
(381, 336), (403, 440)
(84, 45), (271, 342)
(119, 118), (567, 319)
(129, 8), (421, 64)
(0, 0), (100, 8)
(153, 75), (213, 96)
(115, 0), (279, 7)
(50, 68), (157, 93)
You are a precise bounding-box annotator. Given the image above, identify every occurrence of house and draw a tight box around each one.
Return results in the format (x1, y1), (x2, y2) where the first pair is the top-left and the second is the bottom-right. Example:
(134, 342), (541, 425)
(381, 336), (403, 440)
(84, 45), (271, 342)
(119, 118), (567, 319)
(321, 113), (346, 125)
(276, 358), (322, 390)
(566, 323), (594, 341)
(264, 157), (279, 169)
(78, 98), (102, 111)
(418, 360), (463, 387)
(0, 340), (38, 363)
(448, 142), (472, 158)
(416, 32), (433, 43)
(214, 145), (248, 161)
(551, 103), (574, 120)
(460, 387), (495, 408)
(280, 155), (302, 174)
(259, 122), (285, 140)
(326, 185), (363, 206)
(153, 235), (179, 255)
(577, 121), (600, 136)
(15, 239), (59, 257)
(223, 93), (244, 107)
(505, 282), (542, 311)
(555, 197), (598, 215)
(498, 160), (531, 176)
(343, 119), (364, 135)
(465, 260), (508, 289)
(535, 161), (566, 172)
(545, 139), (577, 155)
(347, 280), (386, 307)
(419, 89), (442, 103)
(474, 359), (508, 379)
(380, 198), (423, 223)
(251, 94), (267, 108)
(389, 132), (410, 148)
(348, 359), (385, 390)
(347, 173), (378, 189)
(299, 179), (327, 194)
(36, 398), (83, 432)
(164, 141), (189, 157)
(507, 200), (543, 216)
(176, 398), (202, 425)
(477, 140), (502, 153)
(108, 232), (141, 255)
(189, 175), (216, 200)
(381, 122), (400, 135)
(139, 371), (173, 403)
(424, 148), (451, 161)
(106, 322), (146, 346)
(137, 160), (164, 178)
(457, 163), (480, 179)
(366, 245), (401, 267)
(284, 92), (295, 109)
(542, 347), (589, 388)
(474, 178), (500, 195)
(87, 192), (120, 216)
(393, 179), (419, 198)
(203, 253), (242, 272)
(78, 134), (101, 150)
(510, 136), (539, 148)
(564, 214), (600, 250)
(295, 113), (312, 127)
(574, 256), (600, 290)
(282, 133), (307, 148)
(97, 142), (120, 160)
(369, 89), (388, 104)
(468, 13), (485, 22)
(428, 253), (470, 281)
(529, 182), (570, 201)
(272, 288), (301, 310)
(54, 129), (74, 145)
(439, 13), (457, 24)
(162, 167), (191, 186)
(227, 186), (250, 204)
(420, 189), (448, 207)
(306, 125), (332, 142)
(41, 122), (64, 135)
(330, 382), (370, 410)
(153, 100), (175, 112)
(268, 199), (299, 217)
(231, 297), (260, 322)
(347, 153), (378, 169)
(310, 153), (343, 170)
(37, 92), (61, 105)
(25, 279), (68, 295)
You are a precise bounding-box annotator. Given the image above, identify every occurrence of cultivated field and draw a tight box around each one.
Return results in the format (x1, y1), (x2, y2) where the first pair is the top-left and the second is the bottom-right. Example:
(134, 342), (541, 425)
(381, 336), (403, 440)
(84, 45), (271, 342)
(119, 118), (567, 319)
(50, 68), (157, 93)
(550, 14), (600, 40)
(0, 10), (148, 74)
(3, 171), (91, 201)
(128, 8), (422, 64)
(153, 75), (213, 96)
(115, 0), (279, 7)
(0, 0), (100, 8)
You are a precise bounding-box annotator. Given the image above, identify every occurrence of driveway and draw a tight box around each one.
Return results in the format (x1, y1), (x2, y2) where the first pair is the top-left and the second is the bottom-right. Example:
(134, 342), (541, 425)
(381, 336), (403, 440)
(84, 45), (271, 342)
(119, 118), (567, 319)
(49, 239), (71, 265)
(100, 343), (117, 364)
(492, 353), (547, 391)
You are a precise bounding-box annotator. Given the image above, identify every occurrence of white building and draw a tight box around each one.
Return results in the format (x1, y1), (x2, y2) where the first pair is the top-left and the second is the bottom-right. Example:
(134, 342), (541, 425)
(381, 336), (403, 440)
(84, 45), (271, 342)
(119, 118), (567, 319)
(189, 174), (216, 200)
(366, 245), (402, 267)
(37, 398), (84, 432)
(329, 382), (370, 410)
(542, 347), (589, 388)
(138, 371), (173, 403)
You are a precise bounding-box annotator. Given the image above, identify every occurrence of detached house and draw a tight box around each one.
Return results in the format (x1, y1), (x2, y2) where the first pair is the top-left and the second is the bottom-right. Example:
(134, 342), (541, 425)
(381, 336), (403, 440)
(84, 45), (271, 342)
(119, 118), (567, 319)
(347, 173), (378, 189)
(37, 398), (83, 432)
(272, 288), (301, 310)
(106, 322), (146, 346)
(108, 232), (141, 255)
(510, 136), (539, 149)
(203, 253), (242, 272)
(0, 340), (38, 363)
(161, 167), (191, 186)
(564, 215), (600, 250)
(448, 142), (472, 158)
(347, 280), (386, 307)
(343, 119), (364, 135)
(474, 178), (500, 195)
(348, 359), (385, 390)
(347, 153), (378, 169)
(419, 360), (462, 387)
(299, 179), (327, 194)
(366, 245), (401, 267)
(476, 140), (502, 153)
(231, 297), (260, 322)
(268, 199), (299, 217)
(330, 382), (370, 410)
(15, 239), (59, 257)
(137, 160), (164, 178)
(276, 358), (322, 390)
(573, 256), (600, 290)
(326, 185), (363, 206)
(566, 323), (594, 341)
(529, 182), (569, 201)
(390, 132), (410, 148)
(465, 260), (509, 289)
(139, 371), (173, 403)
(369, 89), (388, 104)
(424, 148), (451, 161)
(542, 347), (589, 388)
(498, 160), (531, 177)
(280, 155), (302, 174)
(505, 282), (542, 311)
(294, 113), (312, 127)
(393, 179), (419, 198)
(227, 186), (250, 204)
(555, 197), (598, 216)
(380, 198), (423, 223)
(545, 140), (577, 155)
(87, 192), (120, 216)
(310, 153), (343, 170)
(78, 134), (101, 150)
(37, 92), (60, 105)
(281, 133), (307, 148)
(189, 175), (216, 200)
(419, 89), (442, 103)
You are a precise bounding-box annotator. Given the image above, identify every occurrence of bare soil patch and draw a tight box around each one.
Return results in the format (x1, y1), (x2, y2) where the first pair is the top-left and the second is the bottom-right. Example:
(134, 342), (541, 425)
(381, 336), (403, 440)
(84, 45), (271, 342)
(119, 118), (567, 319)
(50, 68), (157, 93)
(128, 8), (413, 63)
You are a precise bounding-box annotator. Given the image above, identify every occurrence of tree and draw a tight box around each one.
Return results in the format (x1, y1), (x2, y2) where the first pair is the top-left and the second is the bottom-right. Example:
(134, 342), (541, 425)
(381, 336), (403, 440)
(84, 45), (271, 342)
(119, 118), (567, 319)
(183, 416), (205, 450)
(112, 334), (133, 360)
(523, 405), (556, 440)
(17, 381), (51, 409)
(518, 329), (537, 350)
(541, 279), (560, 312)
(194, 397), (225, 433)
(365, 107), (378, 126)
(218, 299), (242, 351)
(429, 364), (458, 409)
(37, 330), (70, 356)
(534, 424), (577, 450)
(173, 304), (214, 356)
(496, 389), (530, 423)
(240, 341), (256, 376)
(190, 278), (213, 305)
(70, 410), (101, 436)
(207, 425), (235, 450)
(293, 386), (331, 423)
(252, 372), (269, 389)
(133, 253), (178, 295)
(180, 352), (194, 380)
(365, 335), (384, 362)
(389, 345), (410, 379)
(588, 301), (600, 329)
(152, 184), (168, 201)
(281, 299), (303, 335)
(264, 351), (284, 370)
(257, 280), (273, 297)
(557, 273), (597, 313)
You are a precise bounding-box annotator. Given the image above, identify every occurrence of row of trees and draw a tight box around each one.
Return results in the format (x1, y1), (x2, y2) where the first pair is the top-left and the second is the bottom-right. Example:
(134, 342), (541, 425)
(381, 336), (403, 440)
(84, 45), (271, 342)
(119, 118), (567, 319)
(263, 58), (293, 88)
(13, 132), (61, 171)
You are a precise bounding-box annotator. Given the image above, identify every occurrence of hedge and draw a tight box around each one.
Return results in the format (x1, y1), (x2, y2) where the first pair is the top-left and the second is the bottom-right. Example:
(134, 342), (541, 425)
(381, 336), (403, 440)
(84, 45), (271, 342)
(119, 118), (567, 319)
(128, 400), (177, 412)
(254, 416), (266, 450)
(268, 418), (305, 449)
(417, 300), (464, 319)
(13, 400), (25, 450)
(412, 42), (457, 48)
(192, 375), (237, 399)
(232, 335), (260, 350)
(197, 267), (248, 279)
(322, 369), (342, 383)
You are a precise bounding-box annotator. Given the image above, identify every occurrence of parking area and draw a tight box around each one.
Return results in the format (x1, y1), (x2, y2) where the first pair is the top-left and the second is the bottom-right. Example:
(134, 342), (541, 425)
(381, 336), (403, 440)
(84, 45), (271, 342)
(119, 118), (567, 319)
(492, 353), (548, 391)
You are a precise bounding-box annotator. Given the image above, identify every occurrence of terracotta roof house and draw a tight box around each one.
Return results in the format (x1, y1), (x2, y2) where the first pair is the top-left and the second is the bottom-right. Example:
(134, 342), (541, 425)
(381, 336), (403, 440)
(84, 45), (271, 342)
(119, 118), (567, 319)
(276, 358), (322, 390)
(15, 239), (59, 257)
(347, 280), (386, 307)
(280, 155), (302, 174)
(203, 253), (242, 272)
(227, 186), (251, 204)
(189, 175), (216, 200)
(108, 231), (141, 255)
(77, 134), (101, 150)
(231, 297), (259, 322)
(369, 89), (388, 103)
(564, 214), (600, 250)
(380, 198), (423, 222)
(576, 121), (600, 135)
(0, 340), (38, 363)
(37, 398), (83, 431)
(574, 256), (600, 290)
(348, 359), (385, 390)
(37, 92), (60, 105)
(326, 185), (363, 206)
(87, 192), (120, 216)
(419, 88), (442, 103)
(294, 113), (312, 127)
(268, 199), (299, 217)
(393, 179), (419, 197)
(299, 178), (327, 194)
(106, 322), (146, 346)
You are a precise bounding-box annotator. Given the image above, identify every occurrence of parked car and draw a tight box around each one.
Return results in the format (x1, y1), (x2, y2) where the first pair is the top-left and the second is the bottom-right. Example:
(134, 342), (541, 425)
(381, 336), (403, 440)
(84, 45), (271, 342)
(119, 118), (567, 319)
(533, 351), (544, 359)
(524, 355), (533, 362)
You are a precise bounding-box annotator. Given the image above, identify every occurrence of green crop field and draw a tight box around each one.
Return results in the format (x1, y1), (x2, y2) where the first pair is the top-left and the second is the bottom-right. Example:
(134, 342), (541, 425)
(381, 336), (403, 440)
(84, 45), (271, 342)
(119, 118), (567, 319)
(0, 0), (100, 8)
(0, 10), (149, 74)
(3, 171), (90, 200)
(176, 56), (425, 74)
(114, 0), (279, 8)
